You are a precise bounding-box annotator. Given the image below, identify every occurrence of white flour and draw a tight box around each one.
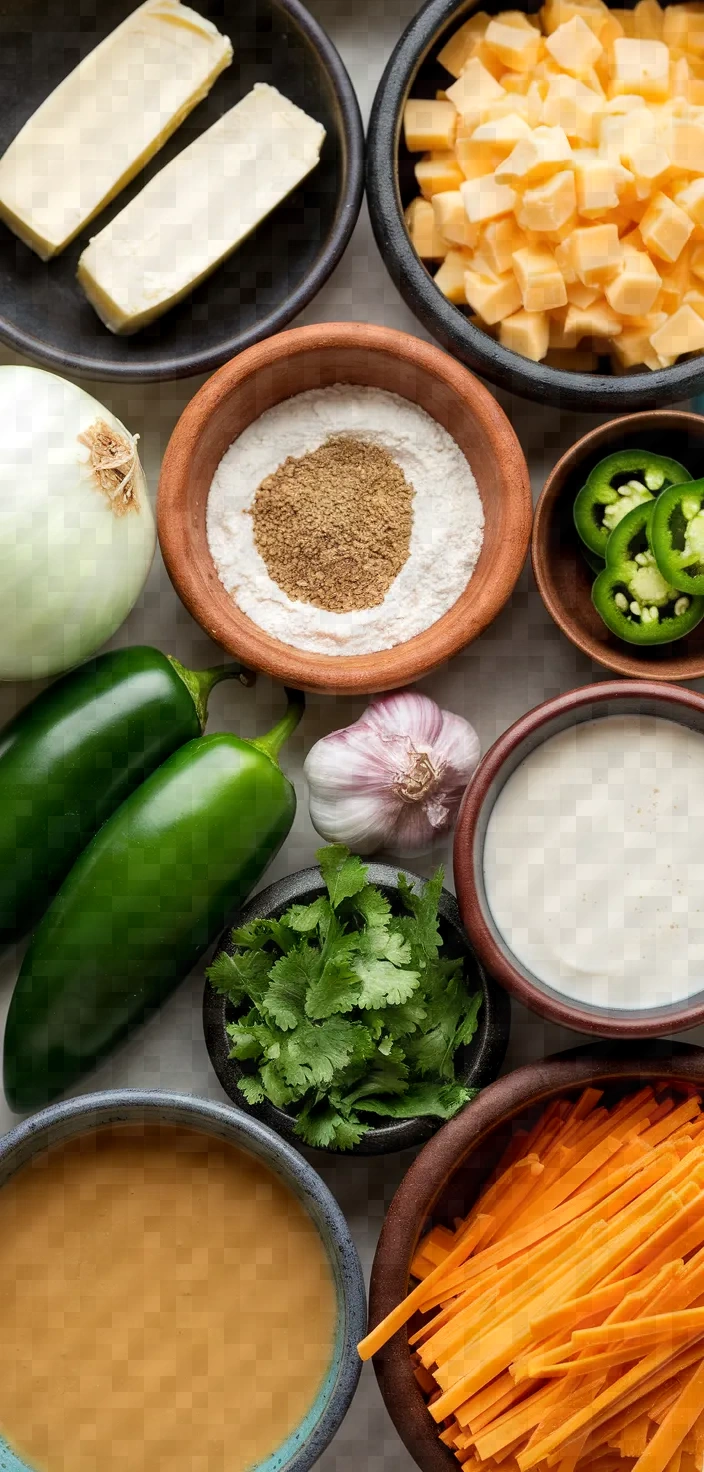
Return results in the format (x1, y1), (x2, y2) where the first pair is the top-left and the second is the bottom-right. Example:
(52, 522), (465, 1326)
(206, 385), (484, 655)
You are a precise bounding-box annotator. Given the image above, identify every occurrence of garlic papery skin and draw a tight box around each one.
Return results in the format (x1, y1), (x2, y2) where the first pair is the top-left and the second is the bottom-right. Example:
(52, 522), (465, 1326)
(304, 690), (480, 856)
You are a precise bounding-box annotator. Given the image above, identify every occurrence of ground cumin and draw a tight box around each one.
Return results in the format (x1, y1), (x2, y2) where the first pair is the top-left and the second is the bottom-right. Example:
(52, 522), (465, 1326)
(250, 435), (414, 613)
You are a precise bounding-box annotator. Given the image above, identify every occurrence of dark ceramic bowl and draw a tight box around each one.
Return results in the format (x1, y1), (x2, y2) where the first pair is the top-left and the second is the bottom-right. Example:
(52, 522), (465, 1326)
(454, 679), (704, 1037)
(533, 411), (704, 682)
(367, 1041), (704, 1472)
(0, 1089), (366, 1472)
(0, 0), (363, 383)
(203, 863), (511, 1155)
(366, 0), (704, 413)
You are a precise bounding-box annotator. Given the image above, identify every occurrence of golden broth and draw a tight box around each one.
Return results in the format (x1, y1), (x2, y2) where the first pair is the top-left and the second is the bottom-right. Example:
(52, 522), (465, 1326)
(0, 1124), (337, 1472)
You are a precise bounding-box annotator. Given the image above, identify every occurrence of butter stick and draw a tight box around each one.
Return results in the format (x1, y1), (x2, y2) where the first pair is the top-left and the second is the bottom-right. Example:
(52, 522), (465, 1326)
(77, 84), (326, 335)
(0, 0), (232, 259)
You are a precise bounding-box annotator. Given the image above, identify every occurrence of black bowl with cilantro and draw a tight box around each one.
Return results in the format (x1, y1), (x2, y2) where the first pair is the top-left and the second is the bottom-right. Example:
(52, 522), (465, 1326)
(203, 845), (511, 1155)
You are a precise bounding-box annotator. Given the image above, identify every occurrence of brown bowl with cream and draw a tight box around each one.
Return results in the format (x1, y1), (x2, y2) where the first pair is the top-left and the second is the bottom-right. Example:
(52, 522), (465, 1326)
(157, 321), (532, 695)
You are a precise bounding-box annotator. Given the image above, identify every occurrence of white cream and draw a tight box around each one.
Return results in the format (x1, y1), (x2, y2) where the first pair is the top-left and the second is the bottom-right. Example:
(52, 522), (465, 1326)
(482, 714), (704, 1011)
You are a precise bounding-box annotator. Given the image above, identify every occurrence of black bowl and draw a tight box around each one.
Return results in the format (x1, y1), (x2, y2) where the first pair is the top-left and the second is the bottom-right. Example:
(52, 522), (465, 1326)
(203, 863), (511, 1156)
(0, 0), (364, 382)
(366, 0), (704, 413)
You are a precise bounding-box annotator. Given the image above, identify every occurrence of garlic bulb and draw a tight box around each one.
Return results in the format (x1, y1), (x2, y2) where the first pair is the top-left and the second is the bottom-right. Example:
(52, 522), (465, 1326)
(304, 690), (480, 856)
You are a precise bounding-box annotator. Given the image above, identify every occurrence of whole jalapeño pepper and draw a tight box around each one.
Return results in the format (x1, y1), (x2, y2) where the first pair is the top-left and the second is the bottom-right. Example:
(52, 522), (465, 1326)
(4, 690), (304, 1112)
(0, 645), (251, 945)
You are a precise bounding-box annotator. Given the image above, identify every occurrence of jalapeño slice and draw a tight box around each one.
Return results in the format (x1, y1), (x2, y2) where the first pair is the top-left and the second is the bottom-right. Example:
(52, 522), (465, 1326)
(591, 500), (704, 646)
(650, 479), (704, 597)
(574, 449), (692, 560)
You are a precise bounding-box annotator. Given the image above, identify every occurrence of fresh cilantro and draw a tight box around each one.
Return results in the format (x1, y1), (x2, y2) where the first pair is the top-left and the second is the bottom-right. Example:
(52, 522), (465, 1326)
(213, 845), (483, 1150)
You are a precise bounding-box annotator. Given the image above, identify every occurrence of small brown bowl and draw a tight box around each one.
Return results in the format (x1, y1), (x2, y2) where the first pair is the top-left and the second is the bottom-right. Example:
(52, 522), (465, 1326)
(533, 411), (704, 682)
(453, 678), (704, 1038)
(157, 322), (532, 696)
(367, 1041), (704, 1472)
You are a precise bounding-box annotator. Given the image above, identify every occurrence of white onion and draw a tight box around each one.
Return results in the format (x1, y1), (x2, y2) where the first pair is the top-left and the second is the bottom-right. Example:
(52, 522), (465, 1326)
(0, 366), (155, 680)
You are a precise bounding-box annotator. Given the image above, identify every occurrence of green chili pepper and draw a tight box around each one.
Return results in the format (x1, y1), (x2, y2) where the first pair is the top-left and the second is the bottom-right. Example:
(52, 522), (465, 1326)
(574, 450), (692, 559)
(592, 502), (704, 645)
(0, 645), (251, 946)
(649, 478), (704, 596)
(3, 690), (304, 1112)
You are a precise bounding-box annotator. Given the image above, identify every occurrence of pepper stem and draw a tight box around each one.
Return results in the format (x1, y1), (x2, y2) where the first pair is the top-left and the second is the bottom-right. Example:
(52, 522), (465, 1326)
(250, 688), (305, 764)
(168, 656), (255, 732)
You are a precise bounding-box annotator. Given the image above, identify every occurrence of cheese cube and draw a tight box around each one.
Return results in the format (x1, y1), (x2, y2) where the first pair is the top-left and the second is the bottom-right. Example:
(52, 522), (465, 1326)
(571, 222), (623, 283)
(599, 108), (656, 164)
(632, 0), (665, 41)
(469, 113), (534, 158)
(541, 0), (612, 40)
(639, 191), (694, 261)
(611, 8), (639, 38)
(455, 134), (500, 179)
(438, 13), (492, 77)
(574, 150), (622, 215)
(612, 319), (666, 366)
(564, 298), (623, 335)
(495, 125), (573, 184)
(434, 249), (473, 302)
(483, 216), (526, 273)
(675, 177), (704, 227)
(627, 141), (671, 195)
(610, 38), (670, 99)
(501, 70), (534, 93)
(650, 303), (704, 354)
(549, 304), (580, 346)
(542, 75), (605, 142)
(513, 245), (568, 309)
(482, 90), (543, 125)
(446, 59), (506, 124)
(499, 308), (551, 357)
(655, 248), (693, 310)
(604, 245), (662, 314)
(404, 100), (458, 152)
(432, 190), (478, 246)
(464, 267), (523, 321)
(517, 168), (577, 229)
(415, 152), (466, 199)
(500, 11), (543, 30)
(546, 17), (603, 73)
(567, 279), (601, 305)
(692, 242), (704, 280)
(664, 117), (704, 173)
(663, 3), (704, 57)
(460, 175), (517, 222)
(405, 196), (448, 258)
(484, 19), (543, 71)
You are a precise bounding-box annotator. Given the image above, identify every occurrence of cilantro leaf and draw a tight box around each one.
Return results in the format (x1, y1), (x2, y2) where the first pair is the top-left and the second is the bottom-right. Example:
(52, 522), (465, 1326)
(305, 954), (360, 1020)
(284, 897), (332, 934)
(397, 867), (444, 960)
(237, 1075), (266, 1105)
(263, 942), (321, 1031)
(295, 1099), (368, 1151)
(277, 1018), (372, 1092)
(365, 995), (428, 1042)
(353, 884), (392, 930)
(453, 992), (483, 1050)
(259, 1060), (298, 1108)
(342, 1054), (409, 1107)
(317, 844), (368, 908)
(206, 948), (271, 1007)
(354, 956), (421, 1010)
(356, 1081), (475, 1120)
(229, 917), (297, 954)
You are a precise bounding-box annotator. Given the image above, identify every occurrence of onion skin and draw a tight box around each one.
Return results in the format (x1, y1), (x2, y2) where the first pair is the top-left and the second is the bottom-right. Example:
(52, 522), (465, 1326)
(0, 367), (155, 680)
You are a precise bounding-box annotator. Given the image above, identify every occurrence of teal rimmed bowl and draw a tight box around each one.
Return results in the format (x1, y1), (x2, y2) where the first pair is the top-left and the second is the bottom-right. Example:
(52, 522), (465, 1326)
(0, 1090), (366, 1472)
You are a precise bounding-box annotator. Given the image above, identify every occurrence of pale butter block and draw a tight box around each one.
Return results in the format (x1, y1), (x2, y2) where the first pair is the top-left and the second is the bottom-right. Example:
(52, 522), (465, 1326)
(460, 175), (517, 222)
(0, 0), (232, 259)
(604, 246), (662, 313)
(650, 302), (704, 355)
(571, 221), (624, 283)
(78, 84), (325, 335)
(464, 267), (523, 322)
(546, 16), (603, 73)
(434, 248), (474, 302)
(514, 245), (568, 310)
(610, 37), (670, 99)
(517, 168), (577, 230)
(495, 125), (573, 185)
(484, 19), (543, 71)
(432, 190), (478, 247)
(438, 13), (492, 77)
(499, 308), (551, 357)
(639, 190), (694, 261)
(416, 152), (466, 198)
(405, 197), (448, 258)
(404, 99), (458, 151)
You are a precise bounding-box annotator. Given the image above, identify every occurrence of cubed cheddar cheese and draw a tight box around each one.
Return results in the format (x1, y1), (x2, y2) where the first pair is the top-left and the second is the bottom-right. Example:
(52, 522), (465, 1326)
(438, 12), (491, 77)
(663, 3), (704, 58)
(432, 189), (479, 247)
(482, 90), (543, 124)
(484, 18), (543, 70)
(460, 174), (518, 221)
(610, 38), (670, 99)
(517, 167), (577, 229)
(549, 303), (580, 346)
(650, 301), (704, 354)
(495, 124), (573, 184)
(483, 215), (526, 273)
(664, 117), (704, 173)
(513, 245), (568, 308)
(574, 149), (622, 215)
(692, 242), (704, 280)
(604, 244), (662, 313)
(639, 190), (694, 260)
(542, 75), (604, 142)
(415, 152), (466, 199)
(627, 141), (671, 195)
(445, 59), (506, 126)
(571, 222), (623, 283)
(405, 196), (448, 259)
(499, 307), (551, 356)
(676, 176), (704, 227)
(404, 100), (458, 152)
(465, 113), (534, 175)
(464, 266), (524, 321)
(655, 247), (694, 310)
(566, 278), (602, 305)
(434, 248), (473, 302)
(564, 297), (623, 335)
(632, 0), (665, 41)
(546, 16), (603, 74)
(612, 317), (666, 366)
(541, 0), (612, 41)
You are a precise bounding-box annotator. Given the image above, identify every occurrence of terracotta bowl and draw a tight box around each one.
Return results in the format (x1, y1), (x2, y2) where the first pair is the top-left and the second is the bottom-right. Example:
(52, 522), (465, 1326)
(368, 1041), (704, 1472)
(453, 678), (704, 1037)
(157, 322), (532, 695)
(533, 411), (704, 682)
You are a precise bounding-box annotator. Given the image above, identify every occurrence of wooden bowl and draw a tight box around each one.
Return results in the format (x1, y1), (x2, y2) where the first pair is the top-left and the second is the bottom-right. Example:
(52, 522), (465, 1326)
(453, 678), (704, 1037)
(367, 1040), (704, 1472)
(157, 322), (532, 695)
(533, 411), (704, 681)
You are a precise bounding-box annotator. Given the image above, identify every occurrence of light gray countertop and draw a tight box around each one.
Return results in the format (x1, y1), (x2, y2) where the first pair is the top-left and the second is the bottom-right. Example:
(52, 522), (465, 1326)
(0, 1), (700, 1465)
